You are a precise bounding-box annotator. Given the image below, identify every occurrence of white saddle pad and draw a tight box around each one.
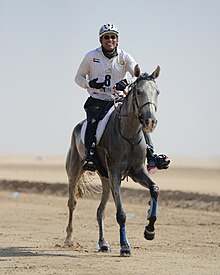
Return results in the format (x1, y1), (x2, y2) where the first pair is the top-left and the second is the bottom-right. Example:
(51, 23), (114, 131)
(81, 105), (116, 145)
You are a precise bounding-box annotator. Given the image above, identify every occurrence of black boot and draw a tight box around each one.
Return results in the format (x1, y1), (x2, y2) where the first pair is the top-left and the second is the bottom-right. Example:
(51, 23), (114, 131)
(146, 147), (170, 173)
(82, 142), (96, 172)
(82, 158), (96, 172)
(155, 154), (170, 170)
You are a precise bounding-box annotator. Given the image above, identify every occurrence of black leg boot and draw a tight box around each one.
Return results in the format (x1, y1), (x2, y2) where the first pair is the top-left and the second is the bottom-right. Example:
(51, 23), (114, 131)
(82, 142), (96, 171)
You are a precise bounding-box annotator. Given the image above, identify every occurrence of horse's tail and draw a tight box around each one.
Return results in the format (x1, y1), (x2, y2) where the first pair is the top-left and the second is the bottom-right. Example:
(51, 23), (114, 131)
(76, 173), (102, 198)
(66, 123), (101, 199)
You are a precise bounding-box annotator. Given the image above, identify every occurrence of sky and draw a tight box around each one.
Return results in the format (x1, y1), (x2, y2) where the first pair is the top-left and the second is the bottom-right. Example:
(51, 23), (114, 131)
(1, 0), (220, 158)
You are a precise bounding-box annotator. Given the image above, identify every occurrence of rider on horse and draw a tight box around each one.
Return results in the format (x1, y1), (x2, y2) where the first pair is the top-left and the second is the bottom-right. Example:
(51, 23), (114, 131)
(75, 23), (170, 173)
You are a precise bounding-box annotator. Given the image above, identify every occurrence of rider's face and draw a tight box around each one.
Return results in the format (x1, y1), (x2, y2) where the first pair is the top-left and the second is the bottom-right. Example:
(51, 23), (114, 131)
(100, 32), (118, 52)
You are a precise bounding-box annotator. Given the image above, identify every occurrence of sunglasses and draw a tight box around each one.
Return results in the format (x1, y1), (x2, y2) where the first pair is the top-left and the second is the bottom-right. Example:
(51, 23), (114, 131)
(103, 35), (117, 40)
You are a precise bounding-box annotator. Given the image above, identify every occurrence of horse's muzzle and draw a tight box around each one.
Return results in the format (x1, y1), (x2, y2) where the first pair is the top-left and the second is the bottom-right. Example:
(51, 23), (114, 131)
(144, 118), (157, 133)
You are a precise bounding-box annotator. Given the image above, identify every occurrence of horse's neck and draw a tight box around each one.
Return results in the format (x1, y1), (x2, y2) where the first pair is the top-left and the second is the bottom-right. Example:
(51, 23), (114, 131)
(119, 93), (142, 138)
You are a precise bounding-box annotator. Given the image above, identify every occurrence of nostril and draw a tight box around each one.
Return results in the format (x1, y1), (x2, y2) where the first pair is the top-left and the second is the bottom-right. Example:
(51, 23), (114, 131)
(144, 118), (157, 132)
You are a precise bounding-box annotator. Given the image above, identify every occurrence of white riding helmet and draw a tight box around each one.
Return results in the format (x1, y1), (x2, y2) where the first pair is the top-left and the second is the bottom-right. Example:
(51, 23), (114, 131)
(99, 23), (119, 38)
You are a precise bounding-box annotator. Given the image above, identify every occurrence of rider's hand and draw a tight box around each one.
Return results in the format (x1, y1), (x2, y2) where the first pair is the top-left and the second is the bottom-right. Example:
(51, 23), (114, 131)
(114, 79), (128, 91)
(89, 78), (105, 89)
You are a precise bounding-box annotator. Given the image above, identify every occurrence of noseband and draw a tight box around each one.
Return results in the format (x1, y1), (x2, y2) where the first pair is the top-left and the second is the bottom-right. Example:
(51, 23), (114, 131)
(133, 94), (157, 113)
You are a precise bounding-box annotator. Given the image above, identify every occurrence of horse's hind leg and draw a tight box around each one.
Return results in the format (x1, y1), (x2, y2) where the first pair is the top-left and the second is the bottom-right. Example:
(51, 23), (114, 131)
(97, 176), (111, 252)
(64, 147), (82, 246)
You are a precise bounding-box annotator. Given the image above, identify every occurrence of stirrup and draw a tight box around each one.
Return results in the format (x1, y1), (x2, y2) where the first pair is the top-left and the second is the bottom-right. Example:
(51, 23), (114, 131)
(82, 160), (96, 172)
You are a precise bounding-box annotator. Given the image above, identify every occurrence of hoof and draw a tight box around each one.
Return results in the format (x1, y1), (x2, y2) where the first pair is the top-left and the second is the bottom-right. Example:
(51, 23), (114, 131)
(120, 244), (131, 257)
(64, 238), (74, 246)
(144, 227), (155, 241)
(97, 241), (111, 252)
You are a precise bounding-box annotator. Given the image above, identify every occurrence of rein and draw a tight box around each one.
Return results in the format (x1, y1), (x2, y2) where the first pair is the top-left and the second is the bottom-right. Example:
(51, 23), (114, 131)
(116, 83), (144, 145)
(113, 74), (157, 145)
(113, 74), (158, 180)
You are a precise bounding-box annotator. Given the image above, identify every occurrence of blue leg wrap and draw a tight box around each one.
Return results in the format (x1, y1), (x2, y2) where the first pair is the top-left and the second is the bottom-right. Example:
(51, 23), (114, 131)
(120, 226), (128, 245)
(147, 197), (158, 220)
(119, 225), (131, 256)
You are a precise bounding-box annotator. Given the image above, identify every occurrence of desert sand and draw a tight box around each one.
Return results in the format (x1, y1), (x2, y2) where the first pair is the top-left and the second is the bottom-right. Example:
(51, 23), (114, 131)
(0, 155), (219, 274)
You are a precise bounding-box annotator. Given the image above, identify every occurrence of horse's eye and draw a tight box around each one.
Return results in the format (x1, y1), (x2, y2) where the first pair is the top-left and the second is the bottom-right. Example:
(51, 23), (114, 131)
(136, 89), (142, 95)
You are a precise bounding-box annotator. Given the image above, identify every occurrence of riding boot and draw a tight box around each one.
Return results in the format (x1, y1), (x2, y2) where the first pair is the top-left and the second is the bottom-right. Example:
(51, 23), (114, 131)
(143, 129), (170, 172)
(83, 142), (96, 172)
(146, 146), (171, 173)
(83, 115), (98, 172)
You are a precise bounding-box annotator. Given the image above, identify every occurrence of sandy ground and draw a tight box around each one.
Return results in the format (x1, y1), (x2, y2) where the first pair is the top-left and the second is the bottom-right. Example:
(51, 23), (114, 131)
(0, 155), (220, 274)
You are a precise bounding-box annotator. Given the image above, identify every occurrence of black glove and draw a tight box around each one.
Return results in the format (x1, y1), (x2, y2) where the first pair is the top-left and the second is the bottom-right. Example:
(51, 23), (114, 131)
(115, 79), (128, 91)
(89, 78), (104, 89)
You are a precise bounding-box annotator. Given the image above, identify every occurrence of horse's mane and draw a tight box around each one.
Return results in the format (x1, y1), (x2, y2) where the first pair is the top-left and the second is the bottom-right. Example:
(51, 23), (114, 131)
(138, 72), (154, 81)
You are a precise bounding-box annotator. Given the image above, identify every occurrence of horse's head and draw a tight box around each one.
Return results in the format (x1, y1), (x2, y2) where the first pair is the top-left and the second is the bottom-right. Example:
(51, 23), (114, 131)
(132, 65), (160, 133)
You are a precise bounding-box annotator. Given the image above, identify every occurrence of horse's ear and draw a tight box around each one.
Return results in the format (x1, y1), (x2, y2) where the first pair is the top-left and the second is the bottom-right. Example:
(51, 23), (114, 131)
(151, 65), (160, 79)
(134, 64), (141, 77)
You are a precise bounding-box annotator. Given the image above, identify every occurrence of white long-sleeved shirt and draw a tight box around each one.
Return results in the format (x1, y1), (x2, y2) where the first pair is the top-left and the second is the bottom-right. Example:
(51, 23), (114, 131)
(75, 47), (137, 101)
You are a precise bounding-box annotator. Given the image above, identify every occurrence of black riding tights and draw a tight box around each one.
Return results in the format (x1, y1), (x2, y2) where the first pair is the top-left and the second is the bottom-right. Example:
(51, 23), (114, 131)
(84, 97), (114, 155)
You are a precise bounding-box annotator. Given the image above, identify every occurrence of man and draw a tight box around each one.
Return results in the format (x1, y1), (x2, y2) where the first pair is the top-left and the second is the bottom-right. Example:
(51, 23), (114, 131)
(75, 23), (170, 172)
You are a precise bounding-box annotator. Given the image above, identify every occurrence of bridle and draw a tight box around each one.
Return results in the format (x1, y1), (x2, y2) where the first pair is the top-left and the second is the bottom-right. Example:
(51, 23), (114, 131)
(116, 74), (158, 144)
(123, 75), (158, 124)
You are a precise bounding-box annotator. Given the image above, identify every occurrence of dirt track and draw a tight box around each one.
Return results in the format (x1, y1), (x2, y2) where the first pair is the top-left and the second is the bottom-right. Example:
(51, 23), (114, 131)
(0, 179), (219, 211)
(0, 181), (220, 275)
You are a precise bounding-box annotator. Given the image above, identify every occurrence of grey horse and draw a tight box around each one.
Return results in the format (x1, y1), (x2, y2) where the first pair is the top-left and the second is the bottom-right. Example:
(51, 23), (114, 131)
(65, 65), (161, 256)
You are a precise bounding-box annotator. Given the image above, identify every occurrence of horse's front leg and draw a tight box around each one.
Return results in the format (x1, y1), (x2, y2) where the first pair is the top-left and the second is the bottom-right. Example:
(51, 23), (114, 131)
(144, 188), (159, 240)
(130, 167), (159, 241)
(96, 176), (111, 252)
(110, 171), (131, 257)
